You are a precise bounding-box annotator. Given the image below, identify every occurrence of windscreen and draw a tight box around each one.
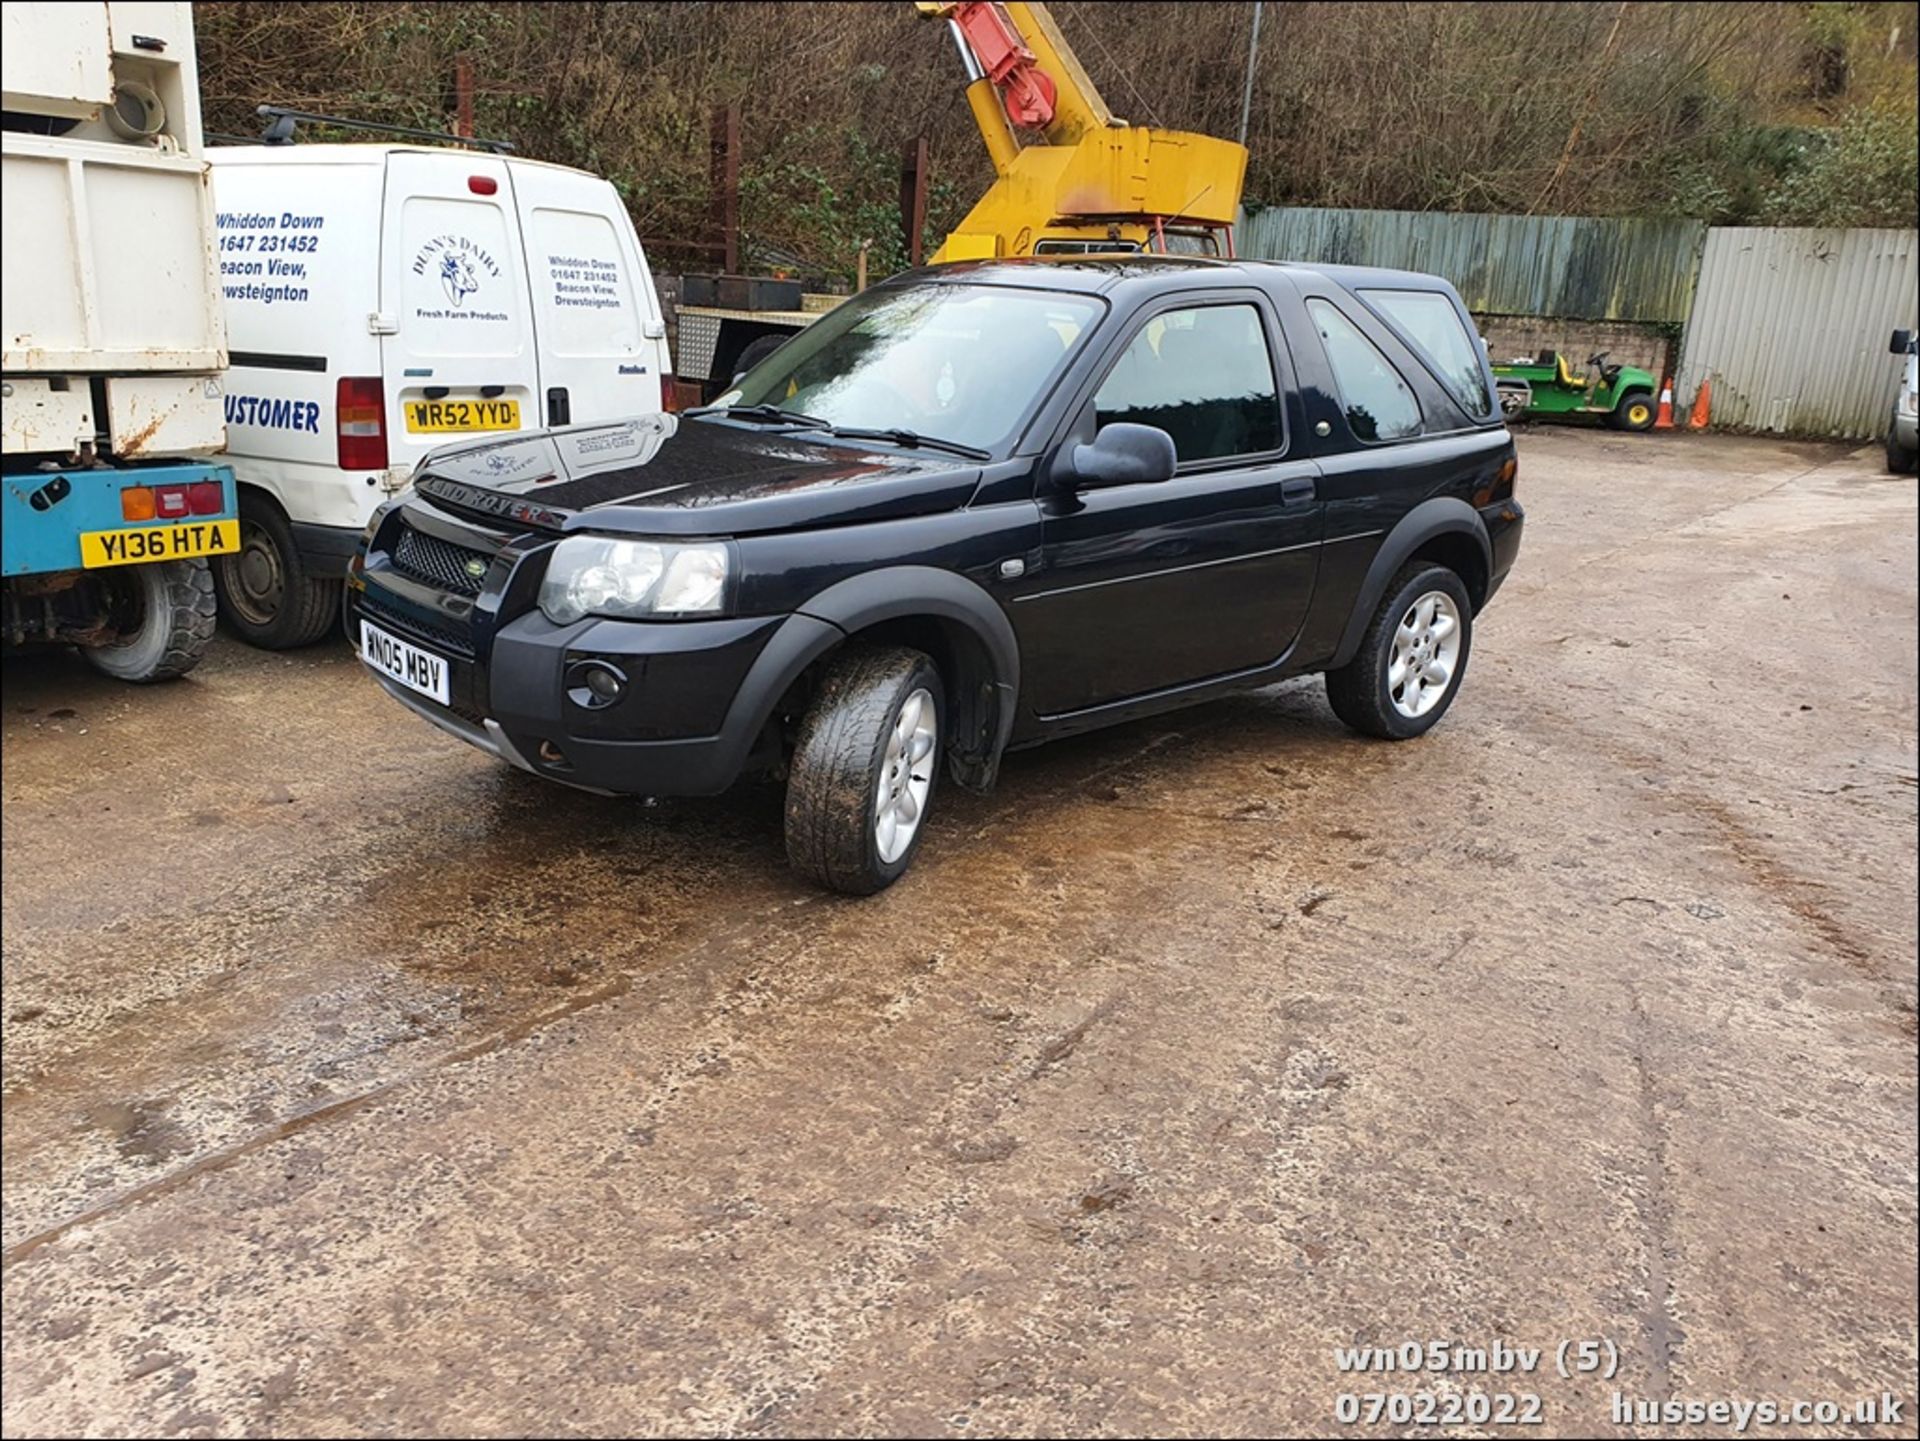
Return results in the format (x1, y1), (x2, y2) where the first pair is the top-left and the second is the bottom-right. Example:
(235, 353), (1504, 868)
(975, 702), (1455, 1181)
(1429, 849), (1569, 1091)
(722, 283), (1103, 452)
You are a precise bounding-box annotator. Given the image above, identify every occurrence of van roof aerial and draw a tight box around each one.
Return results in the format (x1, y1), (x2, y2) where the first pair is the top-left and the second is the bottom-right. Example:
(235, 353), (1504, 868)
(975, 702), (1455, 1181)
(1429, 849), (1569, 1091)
(251, 105), (513, 154)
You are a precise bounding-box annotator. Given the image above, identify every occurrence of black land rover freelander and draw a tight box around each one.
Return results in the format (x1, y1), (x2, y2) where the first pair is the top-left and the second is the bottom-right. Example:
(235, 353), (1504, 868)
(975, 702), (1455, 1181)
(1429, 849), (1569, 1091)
(348, 257), (1524, 893)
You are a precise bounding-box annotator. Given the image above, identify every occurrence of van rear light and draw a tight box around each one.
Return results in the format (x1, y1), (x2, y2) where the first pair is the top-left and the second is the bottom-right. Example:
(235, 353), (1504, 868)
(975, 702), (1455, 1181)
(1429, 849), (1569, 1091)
(120, 486), (156, 521)
(468, 175), (498, 196)
(337, 377), (388, 471)
(187, 482), (225, 515)
(154, 484), (191, 519)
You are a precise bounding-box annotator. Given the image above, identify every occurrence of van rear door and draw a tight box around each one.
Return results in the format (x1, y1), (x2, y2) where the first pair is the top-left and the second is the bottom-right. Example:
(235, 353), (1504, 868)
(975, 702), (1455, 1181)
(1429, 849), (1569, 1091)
(508, 162), (668, 427)
(379, 150), (535, 467)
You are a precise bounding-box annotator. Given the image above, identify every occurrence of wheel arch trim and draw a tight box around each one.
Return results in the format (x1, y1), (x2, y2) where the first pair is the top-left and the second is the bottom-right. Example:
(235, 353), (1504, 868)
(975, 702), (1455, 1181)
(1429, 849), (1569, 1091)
(1331, 498), (1492, 669)
(718, 567), (1021, 789)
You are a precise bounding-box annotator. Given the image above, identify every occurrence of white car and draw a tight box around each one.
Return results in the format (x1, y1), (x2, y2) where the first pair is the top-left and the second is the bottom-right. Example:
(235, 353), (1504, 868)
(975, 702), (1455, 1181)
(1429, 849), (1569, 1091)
(1888, 327), (1917, 474)
(206, 143), (673, 646)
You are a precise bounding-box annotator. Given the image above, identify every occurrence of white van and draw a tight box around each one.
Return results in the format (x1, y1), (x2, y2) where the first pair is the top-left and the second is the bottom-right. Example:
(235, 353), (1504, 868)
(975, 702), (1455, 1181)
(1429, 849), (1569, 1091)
(205, 144), (672, 646)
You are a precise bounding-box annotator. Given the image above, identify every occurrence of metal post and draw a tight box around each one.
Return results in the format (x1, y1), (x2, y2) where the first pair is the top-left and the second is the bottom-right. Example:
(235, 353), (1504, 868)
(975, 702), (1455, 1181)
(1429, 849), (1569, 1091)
(1237, 1), (1263, 147)
(710, 106), (740, 275)
(453, 56), (474, 139)
(900, 135), (930, 267)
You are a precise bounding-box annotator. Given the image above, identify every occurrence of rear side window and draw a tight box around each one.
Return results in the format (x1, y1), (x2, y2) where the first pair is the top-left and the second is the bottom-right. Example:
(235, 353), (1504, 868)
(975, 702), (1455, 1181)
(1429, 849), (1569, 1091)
(1307, 298), (1422, 442)
(1095, 303), (1281, 462)
(1360, 288), (1490, 416)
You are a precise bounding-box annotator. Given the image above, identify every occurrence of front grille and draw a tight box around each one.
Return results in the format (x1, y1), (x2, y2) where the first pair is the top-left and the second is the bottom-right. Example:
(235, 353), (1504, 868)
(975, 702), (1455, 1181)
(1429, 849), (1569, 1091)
(393, 527), (492, 597)
(356, 593), (474, 658)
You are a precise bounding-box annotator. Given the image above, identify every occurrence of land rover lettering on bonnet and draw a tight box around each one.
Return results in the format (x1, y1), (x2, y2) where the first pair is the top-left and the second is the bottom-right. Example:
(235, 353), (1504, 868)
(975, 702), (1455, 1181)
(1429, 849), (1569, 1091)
(347, 257), (1524, 893)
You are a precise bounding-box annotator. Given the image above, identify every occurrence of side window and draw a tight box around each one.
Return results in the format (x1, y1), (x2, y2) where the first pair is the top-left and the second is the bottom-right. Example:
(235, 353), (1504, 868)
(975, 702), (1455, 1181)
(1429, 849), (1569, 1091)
(1359, 288), (1491, 416)
(1095, 303), (1281, 463)
(1307, 298), (1422, 443)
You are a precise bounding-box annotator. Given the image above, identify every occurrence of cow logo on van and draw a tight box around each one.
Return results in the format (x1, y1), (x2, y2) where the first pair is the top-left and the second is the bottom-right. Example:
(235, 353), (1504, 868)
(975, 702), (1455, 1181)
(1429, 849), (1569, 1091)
(440, 252), (480, 305)
(411, 235), (502, 311)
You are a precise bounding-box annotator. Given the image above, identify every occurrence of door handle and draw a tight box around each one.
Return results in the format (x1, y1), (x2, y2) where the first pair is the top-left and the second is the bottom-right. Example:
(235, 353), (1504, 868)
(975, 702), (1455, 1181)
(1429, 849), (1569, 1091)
(547, 387), (571, 426)
(1280, 476), (1317, 506)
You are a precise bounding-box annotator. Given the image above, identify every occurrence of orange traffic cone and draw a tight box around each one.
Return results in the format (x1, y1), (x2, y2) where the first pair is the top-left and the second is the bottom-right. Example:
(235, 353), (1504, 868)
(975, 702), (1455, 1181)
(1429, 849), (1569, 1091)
(1655, 376), (1675, 429)
(1688, 377), (1712, 430)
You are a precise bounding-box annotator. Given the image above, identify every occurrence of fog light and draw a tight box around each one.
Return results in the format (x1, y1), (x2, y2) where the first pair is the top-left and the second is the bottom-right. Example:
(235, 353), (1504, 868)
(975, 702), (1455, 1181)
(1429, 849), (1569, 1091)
(537, 740), (567, 766)
(565, 659), (629, 710)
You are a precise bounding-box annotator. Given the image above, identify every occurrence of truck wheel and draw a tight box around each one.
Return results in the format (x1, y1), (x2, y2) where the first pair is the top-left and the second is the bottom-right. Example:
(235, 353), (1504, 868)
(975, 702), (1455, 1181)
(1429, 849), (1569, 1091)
(83, 559), (217, 683)
(1610, 391), (1656, 431)
(732, 333), (788, 381)
(1887, 433), (1918, 473)
(1324, 563), (1474, 740)
(213, 492), (341, 649)
(784, 646), (945, 895)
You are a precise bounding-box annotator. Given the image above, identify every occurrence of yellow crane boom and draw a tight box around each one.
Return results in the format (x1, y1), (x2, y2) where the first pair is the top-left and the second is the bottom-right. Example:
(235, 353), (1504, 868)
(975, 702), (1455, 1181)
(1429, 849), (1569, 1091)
(917, 1), (1248, 262)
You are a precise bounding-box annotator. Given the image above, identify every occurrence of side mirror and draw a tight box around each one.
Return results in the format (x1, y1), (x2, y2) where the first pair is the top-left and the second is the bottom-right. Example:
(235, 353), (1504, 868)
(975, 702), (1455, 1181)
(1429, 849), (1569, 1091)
(1068, 422), (1176, 489)
(1892, 329), (1913, 355)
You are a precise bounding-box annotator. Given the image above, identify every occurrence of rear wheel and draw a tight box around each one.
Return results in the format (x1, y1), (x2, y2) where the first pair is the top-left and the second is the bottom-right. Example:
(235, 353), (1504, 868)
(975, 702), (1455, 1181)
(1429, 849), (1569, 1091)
(83, 559), (217, 683)
(1611, 390), (1656, 432)
(212, 491), (341, 649)
(1324, 563), (1474, 740)
(784, 646), (945, 895)
(1887, 431), (1918, 474)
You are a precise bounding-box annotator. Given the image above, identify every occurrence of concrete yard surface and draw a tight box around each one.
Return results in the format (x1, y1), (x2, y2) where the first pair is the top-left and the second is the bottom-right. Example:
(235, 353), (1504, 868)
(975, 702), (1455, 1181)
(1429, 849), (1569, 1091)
(2, 428), (1915, 1437)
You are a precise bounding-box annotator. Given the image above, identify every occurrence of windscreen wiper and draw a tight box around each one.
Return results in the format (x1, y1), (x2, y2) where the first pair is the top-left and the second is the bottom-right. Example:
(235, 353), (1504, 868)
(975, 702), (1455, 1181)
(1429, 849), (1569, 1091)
(826, 426), (990, 460)
(684, 403), (832, 428)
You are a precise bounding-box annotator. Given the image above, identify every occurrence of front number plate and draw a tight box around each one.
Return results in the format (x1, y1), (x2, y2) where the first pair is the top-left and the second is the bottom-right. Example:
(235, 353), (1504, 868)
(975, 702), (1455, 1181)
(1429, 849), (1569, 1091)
(79, 520), (240, 569)
(403, 398), (521, 434)
(359, 619), (451, 705)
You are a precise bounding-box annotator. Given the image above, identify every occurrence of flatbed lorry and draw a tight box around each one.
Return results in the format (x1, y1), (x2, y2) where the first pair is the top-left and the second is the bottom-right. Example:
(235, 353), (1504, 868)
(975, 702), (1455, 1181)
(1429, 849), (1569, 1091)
(2, 1), (238, 680)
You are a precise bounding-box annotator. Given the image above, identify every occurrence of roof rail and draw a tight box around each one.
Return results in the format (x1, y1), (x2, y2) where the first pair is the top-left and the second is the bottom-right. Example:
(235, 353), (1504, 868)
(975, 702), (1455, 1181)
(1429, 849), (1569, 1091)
(252, 105), (513, 154)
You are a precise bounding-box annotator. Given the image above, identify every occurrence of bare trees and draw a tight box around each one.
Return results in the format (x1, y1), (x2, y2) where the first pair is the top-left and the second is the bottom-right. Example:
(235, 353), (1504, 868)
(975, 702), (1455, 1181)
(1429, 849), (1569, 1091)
(194, 1), (1918, 283)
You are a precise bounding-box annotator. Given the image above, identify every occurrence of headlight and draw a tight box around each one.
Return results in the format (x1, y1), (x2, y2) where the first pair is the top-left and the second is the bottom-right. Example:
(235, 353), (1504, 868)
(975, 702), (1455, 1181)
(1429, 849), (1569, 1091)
(539, 536), (730, 623)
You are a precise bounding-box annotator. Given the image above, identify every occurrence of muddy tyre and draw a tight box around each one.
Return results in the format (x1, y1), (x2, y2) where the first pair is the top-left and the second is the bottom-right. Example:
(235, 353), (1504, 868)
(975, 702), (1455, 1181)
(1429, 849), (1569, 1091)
(1886, 433), (1918, 474)
(83, 558), (217, 683)
(212, 491), (341, 649)
(1325, 563), (1473, 740)
(785, 645), (945, 895)
(1610, 390), (1656, 432)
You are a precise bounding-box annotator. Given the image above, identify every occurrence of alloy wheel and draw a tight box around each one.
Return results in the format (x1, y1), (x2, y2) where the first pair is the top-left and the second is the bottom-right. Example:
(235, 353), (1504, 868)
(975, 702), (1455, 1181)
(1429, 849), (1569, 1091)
(874, 686), (936, 863)
(1389, 590), (1463, 719)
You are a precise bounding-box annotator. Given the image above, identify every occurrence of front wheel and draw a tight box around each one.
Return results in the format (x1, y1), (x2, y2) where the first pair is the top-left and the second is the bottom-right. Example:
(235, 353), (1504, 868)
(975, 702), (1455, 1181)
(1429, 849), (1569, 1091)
(784, 646), (945, 895)
(1610, 390), (1656, 432)
(82, 559), (217, 683)
(1324, 563), (1474, 740)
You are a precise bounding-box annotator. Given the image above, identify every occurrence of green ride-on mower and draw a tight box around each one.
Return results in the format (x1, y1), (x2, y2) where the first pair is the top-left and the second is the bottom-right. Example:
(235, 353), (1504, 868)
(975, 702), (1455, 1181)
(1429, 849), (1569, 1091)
(1492, 350), (1659, 432)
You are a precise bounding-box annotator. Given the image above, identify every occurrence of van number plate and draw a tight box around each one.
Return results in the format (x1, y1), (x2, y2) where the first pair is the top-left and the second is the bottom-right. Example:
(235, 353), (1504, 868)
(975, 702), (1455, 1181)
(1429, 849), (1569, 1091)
(404, 399), (521, 434)
(359, 619), (451, 705)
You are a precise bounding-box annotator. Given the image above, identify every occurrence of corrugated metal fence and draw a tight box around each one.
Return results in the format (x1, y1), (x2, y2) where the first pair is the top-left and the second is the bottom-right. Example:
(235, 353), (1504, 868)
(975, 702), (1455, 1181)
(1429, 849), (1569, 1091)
(1240, 205), (1919, 437)
(1675, 227), (1918, 438)
(1239, 206), (1706, 323)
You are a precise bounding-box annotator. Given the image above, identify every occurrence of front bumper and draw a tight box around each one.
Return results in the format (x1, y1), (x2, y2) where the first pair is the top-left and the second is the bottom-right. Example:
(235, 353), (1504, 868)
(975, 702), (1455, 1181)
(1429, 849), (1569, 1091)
(348, 509), (838, 796)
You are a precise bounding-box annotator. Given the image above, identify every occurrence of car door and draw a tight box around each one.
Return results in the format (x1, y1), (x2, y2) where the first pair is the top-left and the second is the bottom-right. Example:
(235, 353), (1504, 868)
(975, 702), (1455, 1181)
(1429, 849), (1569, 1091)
(507, 161), (671, 427)
(1012, 293), (1325, 717)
